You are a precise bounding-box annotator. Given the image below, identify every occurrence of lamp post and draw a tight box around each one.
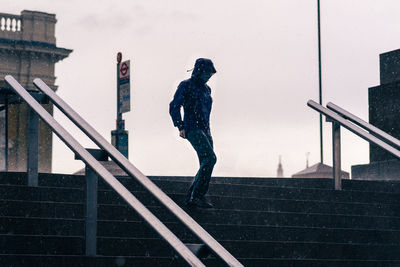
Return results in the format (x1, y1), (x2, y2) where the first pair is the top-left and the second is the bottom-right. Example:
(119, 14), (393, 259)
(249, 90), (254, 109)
(317, 0), (324, 163)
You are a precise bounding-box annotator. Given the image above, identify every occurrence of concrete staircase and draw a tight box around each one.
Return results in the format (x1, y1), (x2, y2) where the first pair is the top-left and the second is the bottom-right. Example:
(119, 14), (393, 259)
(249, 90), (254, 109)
(1, 172), (400, 266)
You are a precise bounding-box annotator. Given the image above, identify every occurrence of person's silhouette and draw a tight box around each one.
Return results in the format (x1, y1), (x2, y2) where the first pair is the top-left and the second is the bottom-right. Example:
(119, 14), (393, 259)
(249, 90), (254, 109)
(169, 58), (217, 208)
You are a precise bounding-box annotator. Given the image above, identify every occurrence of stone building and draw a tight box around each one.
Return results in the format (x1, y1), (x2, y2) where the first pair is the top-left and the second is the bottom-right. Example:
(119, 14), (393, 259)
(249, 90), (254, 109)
(0, 10), (72, 172)
(352, 48), (400, 180)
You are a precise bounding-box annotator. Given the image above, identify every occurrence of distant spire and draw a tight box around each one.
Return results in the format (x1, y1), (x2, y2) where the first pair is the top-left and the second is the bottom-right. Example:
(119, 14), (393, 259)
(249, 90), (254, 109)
(277, 155), (284, 178)
(306, 152), (310, 168)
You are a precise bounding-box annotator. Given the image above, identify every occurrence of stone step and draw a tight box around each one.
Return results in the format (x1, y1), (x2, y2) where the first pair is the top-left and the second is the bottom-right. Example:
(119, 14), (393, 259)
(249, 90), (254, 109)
(219, 240), (400, 260)
(1, 216), (399, 245)
(3, 172), (400, 193)
(111, 180), (400, 205)
(0, 255), (187, 267)
(2, 175), (400, 207)
(151, 175), (400, 193)
(0, 184), (84, 202)
(1, 184), (400, 217)
(97, 220), (400, 245)
(99, 191), (400, 217)
(0, 235), (172, 257)
(1, 199), (399, 231)
(0, 200), (84, 219)
(96, 237), (400, 260)
(0, 172), (85, 188)
(0, 235), (84, 255)
(0, 217), (83, 236)
(1, 255), (399, 267)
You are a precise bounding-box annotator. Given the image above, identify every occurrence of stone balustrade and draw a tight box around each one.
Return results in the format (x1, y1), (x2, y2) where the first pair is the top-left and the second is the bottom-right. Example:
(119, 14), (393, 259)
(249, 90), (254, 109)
(0, 13), (22, 41)
(0, 10), (56, 44)
(0, 13), (22, 32)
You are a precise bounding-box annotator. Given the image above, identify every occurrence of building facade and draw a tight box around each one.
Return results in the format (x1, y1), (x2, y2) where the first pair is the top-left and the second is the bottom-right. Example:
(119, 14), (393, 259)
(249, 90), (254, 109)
(0, 10), (72, 172)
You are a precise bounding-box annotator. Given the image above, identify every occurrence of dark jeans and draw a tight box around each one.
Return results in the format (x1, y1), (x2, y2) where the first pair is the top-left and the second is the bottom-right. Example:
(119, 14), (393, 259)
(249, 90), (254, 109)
(184, 129), (217, 202)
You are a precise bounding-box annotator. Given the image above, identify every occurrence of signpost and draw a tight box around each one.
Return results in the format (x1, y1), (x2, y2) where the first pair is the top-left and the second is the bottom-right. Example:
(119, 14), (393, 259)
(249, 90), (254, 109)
(111, 52), (130, 158)
(119, 61), (131, 113)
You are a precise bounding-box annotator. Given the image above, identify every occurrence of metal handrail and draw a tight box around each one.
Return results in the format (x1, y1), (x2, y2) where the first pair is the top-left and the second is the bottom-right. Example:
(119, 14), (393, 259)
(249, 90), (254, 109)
(327, 102), (400, 150)
(5, 75), (205, 267)
(308, 100), (400, 159)
(307, 100), (400, 189)
(32, 78), (243, 266)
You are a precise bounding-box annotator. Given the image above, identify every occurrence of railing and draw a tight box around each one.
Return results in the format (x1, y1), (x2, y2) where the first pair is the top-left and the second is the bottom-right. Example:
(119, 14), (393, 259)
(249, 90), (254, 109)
(307, 100), (400, 190)
(326, 102), (400, 150)
(5, 75), (243, 267)
(0, 13), (21, 32)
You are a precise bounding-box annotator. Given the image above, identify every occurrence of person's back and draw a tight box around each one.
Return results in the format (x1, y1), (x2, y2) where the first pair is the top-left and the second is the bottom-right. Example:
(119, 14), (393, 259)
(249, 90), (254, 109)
(169, 58), (217, 208)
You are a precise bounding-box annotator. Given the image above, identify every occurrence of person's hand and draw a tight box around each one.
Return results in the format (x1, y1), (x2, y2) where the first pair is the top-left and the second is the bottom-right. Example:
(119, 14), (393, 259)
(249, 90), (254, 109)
(179, 130), (186, 139)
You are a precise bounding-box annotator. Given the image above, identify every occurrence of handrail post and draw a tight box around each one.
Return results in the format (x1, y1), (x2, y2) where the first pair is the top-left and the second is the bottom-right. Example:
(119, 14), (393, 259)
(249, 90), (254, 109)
(332, 121), (342, 190)
(5, 96), (8, 172)
(75, 148), (108, 257)
(26, 91), (48, 186)
(27, 106), (39, 187)
(85, 164), (98, 256)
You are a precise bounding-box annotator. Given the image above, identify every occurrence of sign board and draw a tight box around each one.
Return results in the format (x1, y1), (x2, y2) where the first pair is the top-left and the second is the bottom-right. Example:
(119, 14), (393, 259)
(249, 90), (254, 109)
(119, 61), (130, 79)
(118, 60), (130, 113)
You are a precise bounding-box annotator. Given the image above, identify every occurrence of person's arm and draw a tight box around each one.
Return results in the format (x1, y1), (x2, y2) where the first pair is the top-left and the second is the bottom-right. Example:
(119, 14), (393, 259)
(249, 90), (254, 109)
(169, 83), (186, 138)
(179, 129), (186, 139)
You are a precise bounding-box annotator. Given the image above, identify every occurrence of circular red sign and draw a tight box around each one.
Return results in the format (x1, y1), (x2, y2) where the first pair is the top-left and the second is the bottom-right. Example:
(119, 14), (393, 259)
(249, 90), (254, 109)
(120, 62), (129, 76)
(117, 52), (122, 64)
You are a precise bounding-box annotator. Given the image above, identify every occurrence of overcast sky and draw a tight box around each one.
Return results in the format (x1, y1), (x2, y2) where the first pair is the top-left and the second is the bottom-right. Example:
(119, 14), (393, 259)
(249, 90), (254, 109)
(3, 0), (400, 177)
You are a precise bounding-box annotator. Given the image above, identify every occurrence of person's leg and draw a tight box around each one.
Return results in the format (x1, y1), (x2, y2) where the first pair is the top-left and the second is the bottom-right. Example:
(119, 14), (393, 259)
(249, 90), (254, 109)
(196, 133), (215, 197)
(184, 184), (194, 204)
(185, 130), (217, 202)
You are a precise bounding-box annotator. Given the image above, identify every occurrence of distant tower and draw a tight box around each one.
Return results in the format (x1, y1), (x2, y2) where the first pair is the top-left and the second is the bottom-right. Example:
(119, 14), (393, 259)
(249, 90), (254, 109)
(0, 10), (72, 172)
(277, 155), (284, 178)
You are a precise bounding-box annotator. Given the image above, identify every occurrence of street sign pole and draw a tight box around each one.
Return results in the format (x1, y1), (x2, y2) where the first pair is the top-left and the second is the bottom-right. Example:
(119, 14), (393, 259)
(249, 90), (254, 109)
(117, 52), (121, 122)
(112, 52), (129, 158)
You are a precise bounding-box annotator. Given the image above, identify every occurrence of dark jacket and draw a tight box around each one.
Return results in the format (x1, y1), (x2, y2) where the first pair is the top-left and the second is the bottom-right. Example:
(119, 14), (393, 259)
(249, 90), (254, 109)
(169, 58), (216, 134)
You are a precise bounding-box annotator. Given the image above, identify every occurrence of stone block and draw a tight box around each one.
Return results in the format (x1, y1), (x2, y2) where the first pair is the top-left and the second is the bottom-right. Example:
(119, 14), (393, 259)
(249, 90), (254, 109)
(380, 48), (400, 85)
(352, 159), (400, 180)
(369, 81), (400, 162)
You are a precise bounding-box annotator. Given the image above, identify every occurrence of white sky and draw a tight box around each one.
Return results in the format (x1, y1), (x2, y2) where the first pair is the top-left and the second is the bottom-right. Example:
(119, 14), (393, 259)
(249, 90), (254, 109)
(3, 0), (400, 177)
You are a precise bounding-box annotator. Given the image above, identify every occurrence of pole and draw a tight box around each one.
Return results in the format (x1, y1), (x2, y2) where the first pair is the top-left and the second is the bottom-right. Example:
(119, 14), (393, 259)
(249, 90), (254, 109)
(5, 96), (8, 171)
(117, 59), (122, 123)
(113, 52), (122, 151)
(317, 0), (324, 163)
(27, 107), (39, 186)
(85, 164), (98, 256)
(332, 122), (341, 190)
(112, 52), (129, 158)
